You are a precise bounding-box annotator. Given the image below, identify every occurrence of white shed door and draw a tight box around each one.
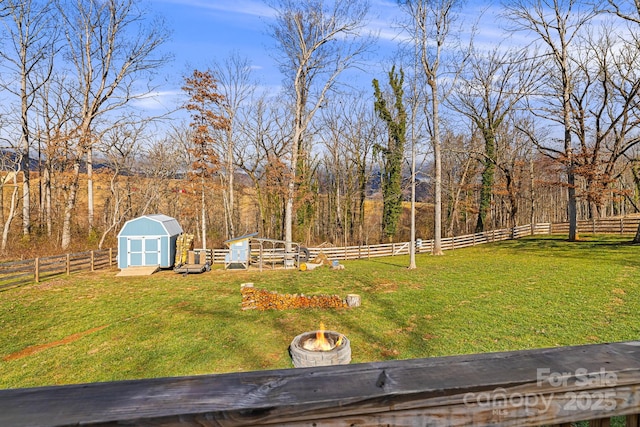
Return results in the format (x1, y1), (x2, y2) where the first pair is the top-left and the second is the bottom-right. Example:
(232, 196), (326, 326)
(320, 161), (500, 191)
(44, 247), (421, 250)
(127, 237), (161, 267)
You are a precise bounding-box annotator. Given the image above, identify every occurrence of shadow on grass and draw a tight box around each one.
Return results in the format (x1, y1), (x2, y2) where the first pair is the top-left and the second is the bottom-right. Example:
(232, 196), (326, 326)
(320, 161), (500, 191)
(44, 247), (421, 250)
(365, 258), (412, 268)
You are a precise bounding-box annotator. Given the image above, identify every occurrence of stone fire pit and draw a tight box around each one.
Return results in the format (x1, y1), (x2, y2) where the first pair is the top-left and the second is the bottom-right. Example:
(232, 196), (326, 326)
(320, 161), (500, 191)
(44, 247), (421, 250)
(290, 329), (351, 368)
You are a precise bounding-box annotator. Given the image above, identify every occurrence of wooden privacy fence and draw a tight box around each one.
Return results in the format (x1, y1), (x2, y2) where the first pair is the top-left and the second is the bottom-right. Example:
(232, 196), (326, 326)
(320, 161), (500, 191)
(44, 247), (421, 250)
(1, 340), (639, 426)
(0, 249), (116, 290)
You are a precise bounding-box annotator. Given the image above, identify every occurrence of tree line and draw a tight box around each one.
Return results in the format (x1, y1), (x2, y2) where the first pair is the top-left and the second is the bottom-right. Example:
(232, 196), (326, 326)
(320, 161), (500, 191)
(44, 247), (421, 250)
(1, 0), (640, 259)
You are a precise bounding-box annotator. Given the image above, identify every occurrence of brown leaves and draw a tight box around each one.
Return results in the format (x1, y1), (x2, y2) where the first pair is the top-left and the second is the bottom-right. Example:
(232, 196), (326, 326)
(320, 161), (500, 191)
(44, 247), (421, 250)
(182, 69), (230, 179)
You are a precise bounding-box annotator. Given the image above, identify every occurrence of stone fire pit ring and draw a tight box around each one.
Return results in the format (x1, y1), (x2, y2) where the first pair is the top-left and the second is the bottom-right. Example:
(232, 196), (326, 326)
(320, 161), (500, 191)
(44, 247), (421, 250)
(290, 330), (351, 368)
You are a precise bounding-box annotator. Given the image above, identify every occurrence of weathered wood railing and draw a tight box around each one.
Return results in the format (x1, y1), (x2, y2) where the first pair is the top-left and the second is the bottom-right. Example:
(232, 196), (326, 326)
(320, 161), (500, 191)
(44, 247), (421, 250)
(1, 340), (639, 426)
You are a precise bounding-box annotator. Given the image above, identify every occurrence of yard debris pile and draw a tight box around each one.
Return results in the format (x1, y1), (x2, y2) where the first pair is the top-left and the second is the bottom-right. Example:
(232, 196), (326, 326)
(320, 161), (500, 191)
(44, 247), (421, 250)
(241, 283), (349, 310)
(312, 252), (332, 265)
(299, 252), (345, 271)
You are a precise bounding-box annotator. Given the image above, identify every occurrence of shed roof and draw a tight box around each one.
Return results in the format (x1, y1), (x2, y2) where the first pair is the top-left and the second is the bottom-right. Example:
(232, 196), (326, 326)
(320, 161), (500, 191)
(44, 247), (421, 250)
(145, 214), (183, 235)
(118, 214), (183, 237)
(224, 232), (258, 245)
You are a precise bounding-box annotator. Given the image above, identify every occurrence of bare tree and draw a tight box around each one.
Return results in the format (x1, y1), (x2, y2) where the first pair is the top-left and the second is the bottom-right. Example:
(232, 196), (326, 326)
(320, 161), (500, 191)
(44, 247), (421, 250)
(442, 131), (476, 236)
(449, 47), (535, 232)
(0, 168), (20, 253)
(505, 0), (597, 241)
(568, 24), (640, 222)
(603, 0), (640, 21)
(600, 0), (640, 243)
(151, 123), (199, 232)
(95, 123), (142, 249)
(235, 94), (291, 238)
(0, 125), (22, 252)
(317, 91), (379, 246)
(0, 0), (58, 238)
(265, 0), (372, 252)
(210, 52), (256, 239)
(496, 116), (538, 230)
(398, 0), (466, 255)
(34, 71), (76, 238)
(56, 0), (170, 249)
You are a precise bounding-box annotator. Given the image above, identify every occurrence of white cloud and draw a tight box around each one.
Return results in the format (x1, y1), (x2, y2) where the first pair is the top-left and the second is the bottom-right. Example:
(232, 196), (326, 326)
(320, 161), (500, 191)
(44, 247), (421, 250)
(131, 90), (182, 111)
(155, 0), (274, 19)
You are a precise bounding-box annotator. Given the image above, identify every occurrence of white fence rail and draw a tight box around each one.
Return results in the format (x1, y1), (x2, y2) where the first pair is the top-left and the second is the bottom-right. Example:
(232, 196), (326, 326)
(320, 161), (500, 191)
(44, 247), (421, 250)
(552, 217), (640, 234)
(8, 219), (635, 285)
(208, 223), (553, 264)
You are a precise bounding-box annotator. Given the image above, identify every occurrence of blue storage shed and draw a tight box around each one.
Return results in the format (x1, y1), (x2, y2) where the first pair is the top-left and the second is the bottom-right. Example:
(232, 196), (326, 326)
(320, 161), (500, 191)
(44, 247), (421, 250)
(117, 214), (183, 269)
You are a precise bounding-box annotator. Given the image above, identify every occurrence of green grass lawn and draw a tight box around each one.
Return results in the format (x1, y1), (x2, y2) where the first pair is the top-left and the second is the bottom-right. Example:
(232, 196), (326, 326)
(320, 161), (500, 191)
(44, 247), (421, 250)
(1, 234), (639, 389)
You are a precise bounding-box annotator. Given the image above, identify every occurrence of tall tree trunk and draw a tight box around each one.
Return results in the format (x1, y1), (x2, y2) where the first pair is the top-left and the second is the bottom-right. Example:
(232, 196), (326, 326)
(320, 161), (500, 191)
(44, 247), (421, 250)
(201, 175), (206, 249)
(61, 160), (81, 250)
(431, 80), (443, 255)
(633, 222), (640, 243)
(358, 162), (367, 245)
(227, 131), (235, 238)
(44, 162), (52, 236)
(2, 174), (19, 252)
(284, 155), (297, 251)
(87, 147), (94, 231)
(530, 155), (536, 234)
(21, 77), (30, 238)
(285, 87), (305, 252)
(409, 135), (417, 269)
(476, 129), (496, 233)
(0, 175), (4, 225)
(447, 156), (472, 237)
(567, 151), (578, 241)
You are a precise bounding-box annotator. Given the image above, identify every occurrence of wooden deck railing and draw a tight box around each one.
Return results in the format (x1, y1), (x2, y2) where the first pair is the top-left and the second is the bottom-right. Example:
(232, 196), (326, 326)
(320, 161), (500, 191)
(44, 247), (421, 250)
(1, 340), (639, 426)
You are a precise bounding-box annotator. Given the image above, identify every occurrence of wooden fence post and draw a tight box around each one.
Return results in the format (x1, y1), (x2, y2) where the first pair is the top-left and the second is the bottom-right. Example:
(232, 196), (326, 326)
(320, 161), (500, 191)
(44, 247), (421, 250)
(90, 251), (95, 272)
(34, 258), (40, 283)
(66, 254), (70, 276)
(109, 248), (113, 267)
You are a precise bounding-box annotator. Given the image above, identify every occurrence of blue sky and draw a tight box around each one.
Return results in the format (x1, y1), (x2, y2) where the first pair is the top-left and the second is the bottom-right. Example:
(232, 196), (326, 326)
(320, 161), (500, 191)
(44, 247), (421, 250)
(139, 0), (503, 113)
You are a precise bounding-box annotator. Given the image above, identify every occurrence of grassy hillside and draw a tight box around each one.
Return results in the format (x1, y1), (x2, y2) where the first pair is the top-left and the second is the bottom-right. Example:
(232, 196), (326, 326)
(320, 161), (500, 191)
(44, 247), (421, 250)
(1, 234), (639, 389)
